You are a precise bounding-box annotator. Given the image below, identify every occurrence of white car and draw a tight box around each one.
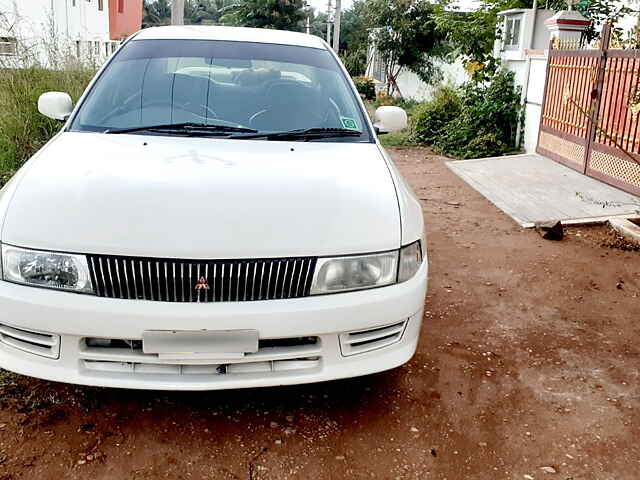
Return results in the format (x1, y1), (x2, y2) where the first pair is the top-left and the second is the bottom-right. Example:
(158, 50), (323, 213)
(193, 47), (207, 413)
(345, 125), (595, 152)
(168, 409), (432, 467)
(0, 26), (428, 390)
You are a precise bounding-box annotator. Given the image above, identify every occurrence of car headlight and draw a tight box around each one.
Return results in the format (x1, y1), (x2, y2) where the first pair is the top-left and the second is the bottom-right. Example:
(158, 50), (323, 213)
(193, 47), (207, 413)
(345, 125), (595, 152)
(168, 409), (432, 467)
(310, 241), (423, 295)
(0, 244), (93, 293)
(398, 241), (423, 283)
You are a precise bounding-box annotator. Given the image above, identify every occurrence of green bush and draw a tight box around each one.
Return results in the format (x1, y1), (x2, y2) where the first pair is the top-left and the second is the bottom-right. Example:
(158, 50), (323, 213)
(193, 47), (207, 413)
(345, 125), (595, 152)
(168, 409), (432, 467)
(353, 76), (376, 100)
(411, 85), (461, 145)
(340, 48), (367, 77)
(0, 67), (94, 177)
(411, 70), (522, 159)
(438, 70), (521, 158)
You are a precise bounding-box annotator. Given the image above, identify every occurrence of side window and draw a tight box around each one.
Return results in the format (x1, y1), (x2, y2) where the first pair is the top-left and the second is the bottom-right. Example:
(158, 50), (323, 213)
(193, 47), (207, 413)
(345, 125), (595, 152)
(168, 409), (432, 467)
(0, 37), (17, 56)
(505, 17), (522, 49)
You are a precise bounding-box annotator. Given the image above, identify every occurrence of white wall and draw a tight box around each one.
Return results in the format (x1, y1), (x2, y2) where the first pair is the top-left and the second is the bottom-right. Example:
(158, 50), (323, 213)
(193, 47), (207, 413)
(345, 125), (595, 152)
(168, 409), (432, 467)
(0, 0), (114, 66)
(504, 59), (527, 90)
(523, 55), (547, 153)
(365, 49), (468, 102)
(394, 59), (468, 102)
(532, 10), (556, 49)
(496, 9), (554, 153)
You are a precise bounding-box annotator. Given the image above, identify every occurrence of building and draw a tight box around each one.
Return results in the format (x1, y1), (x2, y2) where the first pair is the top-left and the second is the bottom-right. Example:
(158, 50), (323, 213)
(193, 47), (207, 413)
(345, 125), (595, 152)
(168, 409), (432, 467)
(0, 0), (142, 66)
(110, 0), (143, 41)
(494, 8), (556, 153)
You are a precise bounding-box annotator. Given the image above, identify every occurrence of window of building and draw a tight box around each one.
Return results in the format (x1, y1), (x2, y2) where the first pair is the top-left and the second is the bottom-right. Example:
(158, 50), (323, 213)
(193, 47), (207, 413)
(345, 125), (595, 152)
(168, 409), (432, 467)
(504, 16), (522, 49)
(118, 0), (124, 13)
(0, 37), (17, 56)
(72, 0), (76, 6)
(98, 0), (103, 11)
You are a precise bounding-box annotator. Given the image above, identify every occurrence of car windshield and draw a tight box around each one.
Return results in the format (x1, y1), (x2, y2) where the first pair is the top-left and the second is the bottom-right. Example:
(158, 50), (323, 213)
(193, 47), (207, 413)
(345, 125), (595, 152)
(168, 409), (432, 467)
(70, 39), (371, 142)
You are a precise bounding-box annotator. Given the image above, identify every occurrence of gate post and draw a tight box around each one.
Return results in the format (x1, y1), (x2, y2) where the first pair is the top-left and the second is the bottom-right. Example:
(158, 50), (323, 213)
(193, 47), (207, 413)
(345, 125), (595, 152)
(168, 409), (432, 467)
(538, 11), (592, 172)
(583, 22), (611, 173)
(544, 10), (591, 49)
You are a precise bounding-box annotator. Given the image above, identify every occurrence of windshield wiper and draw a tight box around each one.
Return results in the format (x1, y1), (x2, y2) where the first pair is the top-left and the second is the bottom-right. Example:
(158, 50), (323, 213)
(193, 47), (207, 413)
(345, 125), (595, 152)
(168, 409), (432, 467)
(104, 122), (258, 135)
(229, 127), (363, 141)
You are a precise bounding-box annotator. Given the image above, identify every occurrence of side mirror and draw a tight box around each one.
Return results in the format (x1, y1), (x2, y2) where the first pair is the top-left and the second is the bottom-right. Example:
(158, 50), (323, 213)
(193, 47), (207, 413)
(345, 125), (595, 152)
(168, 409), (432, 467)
(373, 106), (408, 134)
(38, 92), (73, 121)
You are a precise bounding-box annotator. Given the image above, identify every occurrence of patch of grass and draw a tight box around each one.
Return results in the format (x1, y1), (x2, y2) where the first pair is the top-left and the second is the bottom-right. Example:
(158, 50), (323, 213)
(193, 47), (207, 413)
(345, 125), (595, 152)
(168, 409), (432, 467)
(0, 67), (94, 181)
(366, 99), (421, 148)
(0, 170), (15, 189)
(379, 131), (419, 148)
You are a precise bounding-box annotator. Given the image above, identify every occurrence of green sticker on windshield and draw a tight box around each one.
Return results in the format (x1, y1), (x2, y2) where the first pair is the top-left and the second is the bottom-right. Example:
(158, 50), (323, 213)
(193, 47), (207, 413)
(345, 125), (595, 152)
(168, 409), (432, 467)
(340, 117), (358, 130)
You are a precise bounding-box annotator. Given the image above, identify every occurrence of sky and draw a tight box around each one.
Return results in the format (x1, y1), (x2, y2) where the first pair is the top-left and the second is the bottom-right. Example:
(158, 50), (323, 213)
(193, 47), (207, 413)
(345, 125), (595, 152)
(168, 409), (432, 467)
(306, 0), (353, 15)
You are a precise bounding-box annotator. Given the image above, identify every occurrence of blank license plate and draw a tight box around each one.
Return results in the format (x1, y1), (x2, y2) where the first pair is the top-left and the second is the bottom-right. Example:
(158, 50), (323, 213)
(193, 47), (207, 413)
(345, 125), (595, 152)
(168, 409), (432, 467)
(142, 330), (259, 355)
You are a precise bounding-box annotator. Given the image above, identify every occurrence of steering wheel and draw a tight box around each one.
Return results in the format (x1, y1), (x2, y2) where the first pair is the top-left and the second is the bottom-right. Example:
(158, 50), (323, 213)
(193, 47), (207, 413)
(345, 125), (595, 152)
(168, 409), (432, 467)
(248, 80), (328, 130)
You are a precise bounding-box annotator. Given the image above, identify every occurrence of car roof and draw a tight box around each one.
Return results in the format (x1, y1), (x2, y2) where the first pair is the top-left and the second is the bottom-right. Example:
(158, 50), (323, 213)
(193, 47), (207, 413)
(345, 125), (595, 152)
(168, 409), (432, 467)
(133, 26), (328, 50)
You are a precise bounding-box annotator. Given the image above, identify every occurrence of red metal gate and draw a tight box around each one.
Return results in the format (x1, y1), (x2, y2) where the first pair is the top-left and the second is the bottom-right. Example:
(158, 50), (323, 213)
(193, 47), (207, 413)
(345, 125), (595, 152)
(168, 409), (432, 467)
(537, 25), (640, 196)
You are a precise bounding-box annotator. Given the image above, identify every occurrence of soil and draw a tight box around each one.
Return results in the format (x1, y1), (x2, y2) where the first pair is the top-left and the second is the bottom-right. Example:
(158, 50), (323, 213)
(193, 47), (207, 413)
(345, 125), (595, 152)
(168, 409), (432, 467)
(0, 147), (639, 480)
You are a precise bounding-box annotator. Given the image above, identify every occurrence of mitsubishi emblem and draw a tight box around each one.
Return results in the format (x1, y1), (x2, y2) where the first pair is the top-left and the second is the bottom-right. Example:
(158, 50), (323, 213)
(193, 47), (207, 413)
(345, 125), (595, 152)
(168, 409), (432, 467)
(194, 277), (210, 290)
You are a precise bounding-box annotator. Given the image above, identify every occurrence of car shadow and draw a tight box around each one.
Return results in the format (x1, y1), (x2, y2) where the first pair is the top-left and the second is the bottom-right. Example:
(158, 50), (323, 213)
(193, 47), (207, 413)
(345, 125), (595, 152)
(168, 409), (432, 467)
(1, 366), (410, 422)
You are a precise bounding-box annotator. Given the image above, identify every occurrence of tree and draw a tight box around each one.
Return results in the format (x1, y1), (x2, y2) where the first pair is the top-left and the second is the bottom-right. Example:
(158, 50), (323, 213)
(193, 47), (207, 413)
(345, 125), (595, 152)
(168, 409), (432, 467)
(338, 0), (368, 52)
(364, 0), (447, 96)
(143, 0), (234, 26)
(336, 0), (368, 75)
(433, 3), (505, 83)
(185, 0), (232, 24)
(308, 10), (328, 38)
(574, 0), (635, 42)
(435, 0), (638, 83)
(143, 0), (171, 26)
(221, 0), (308, 31)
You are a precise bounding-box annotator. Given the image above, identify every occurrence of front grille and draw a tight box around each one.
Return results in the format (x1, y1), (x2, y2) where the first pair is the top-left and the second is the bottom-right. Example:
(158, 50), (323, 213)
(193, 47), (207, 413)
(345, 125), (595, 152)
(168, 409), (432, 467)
(339, 320), (407, 356)
(82, 357), (321, 376)
(80, 335), (323, 376)
(87, 255), (317, 302)
(0, 323), (61, 359)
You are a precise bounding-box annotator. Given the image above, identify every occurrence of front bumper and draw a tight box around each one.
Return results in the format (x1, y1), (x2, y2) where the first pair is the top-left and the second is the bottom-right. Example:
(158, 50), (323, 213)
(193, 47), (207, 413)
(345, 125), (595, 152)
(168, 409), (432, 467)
(0, 263), (427, 390)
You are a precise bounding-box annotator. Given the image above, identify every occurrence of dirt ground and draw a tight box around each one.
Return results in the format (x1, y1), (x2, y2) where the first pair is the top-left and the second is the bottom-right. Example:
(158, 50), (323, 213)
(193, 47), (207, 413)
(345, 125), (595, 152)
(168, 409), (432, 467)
(0, 148), (639, 480)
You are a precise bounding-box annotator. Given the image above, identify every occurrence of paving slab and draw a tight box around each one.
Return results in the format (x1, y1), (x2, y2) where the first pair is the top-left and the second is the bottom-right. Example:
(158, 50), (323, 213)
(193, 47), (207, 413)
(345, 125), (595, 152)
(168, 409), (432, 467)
(446, 153), (640, 227)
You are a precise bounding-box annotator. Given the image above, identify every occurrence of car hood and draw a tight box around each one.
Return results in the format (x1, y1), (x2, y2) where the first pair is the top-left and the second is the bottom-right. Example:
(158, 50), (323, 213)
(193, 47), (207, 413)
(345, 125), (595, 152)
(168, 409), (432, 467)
(1, 132), (400, 258)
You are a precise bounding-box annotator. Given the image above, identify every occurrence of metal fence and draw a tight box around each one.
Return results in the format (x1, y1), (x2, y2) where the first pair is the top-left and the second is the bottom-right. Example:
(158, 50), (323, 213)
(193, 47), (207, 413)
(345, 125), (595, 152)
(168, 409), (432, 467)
(537, 24), (640, 196)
